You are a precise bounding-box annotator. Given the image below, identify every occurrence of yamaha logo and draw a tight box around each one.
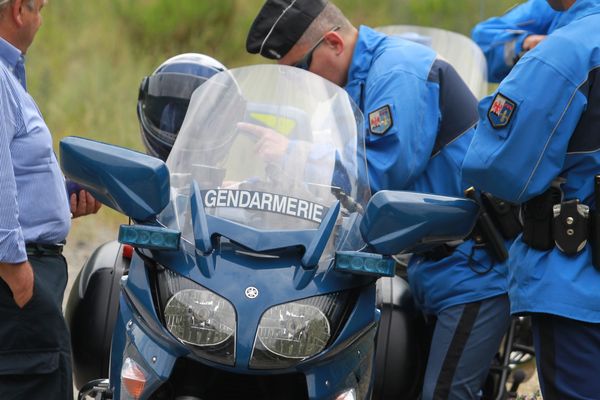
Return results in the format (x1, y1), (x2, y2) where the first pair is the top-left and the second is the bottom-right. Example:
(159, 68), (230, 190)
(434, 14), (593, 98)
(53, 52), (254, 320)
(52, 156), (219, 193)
(245, 286), (259, 299)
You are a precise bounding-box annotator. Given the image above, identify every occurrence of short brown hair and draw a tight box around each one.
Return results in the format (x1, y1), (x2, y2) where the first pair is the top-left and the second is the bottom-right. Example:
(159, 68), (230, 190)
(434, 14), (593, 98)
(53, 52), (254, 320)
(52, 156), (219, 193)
(296, 3), (352, 49)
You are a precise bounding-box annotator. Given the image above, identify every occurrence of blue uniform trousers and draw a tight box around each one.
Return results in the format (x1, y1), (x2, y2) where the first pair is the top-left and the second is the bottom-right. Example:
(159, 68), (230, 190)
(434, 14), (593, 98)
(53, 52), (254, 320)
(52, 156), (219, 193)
(0, 253), (73, 400)
(422, 294), (511, 400)
(532, 314), (600, 400)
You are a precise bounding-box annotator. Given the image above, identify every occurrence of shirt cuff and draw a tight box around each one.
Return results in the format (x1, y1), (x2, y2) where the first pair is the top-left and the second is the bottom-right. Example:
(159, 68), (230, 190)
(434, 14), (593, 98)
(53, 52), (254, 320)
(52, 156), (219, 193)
(513, 33), (530, 62)
(0, 228), (27, 263)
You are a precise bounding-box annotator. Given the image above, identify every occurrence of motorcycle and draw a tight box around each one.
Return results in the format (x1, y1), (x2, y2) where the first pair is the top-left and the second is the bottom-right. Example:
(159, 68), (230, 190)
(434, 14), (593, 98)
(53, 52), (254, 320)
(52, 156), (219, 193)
(62, 61), (482, 400)
(64, 28), (533, 400)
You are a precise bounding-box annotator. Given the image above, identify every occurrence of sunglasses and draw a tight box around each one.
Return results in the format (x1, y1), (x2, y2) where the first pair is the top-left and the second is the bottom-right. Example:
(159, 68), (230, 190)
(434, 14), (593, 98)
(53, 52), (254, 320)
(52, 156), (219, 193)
(293, 26), (341, 70)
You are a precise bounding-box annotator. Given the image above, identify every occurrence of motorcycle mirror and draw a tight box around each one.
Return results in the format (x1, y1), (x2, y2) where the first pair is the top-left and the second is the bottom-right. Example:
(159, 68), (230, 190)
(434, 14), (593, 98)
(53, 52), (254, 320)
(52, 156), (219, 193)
(60, 136), (171, 221)
(360, 190), (480, 255)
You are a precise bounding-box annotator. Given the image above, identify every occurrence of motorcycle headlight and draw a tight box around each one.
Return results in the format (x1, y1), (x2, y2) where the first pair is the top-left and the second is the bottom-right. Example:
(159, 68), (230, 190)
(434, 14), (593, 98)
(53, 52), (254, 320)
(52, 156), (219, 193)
(155, 268), (236, 365)
(257, 302), (330, 358)
(164, 288), (235, 347)
(250, 292), (354, 369)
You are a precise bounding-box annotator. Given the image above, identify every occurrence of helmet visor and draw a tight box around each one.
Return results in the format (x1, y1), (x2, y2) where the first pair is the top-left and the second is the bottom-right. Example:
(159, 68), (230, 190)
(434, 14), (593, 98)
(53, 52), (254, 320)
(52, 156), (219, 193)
(140, 73), (209, 135)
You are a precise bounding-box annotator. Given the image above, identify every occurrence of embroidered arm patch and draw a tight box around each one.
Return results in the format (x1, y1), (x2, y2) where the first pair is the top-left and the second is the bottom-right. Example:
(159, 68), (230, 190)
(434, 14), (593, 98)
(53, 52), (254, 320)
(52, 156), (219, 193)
(488, 93), (517, 129)
(369, 105), (393, 135)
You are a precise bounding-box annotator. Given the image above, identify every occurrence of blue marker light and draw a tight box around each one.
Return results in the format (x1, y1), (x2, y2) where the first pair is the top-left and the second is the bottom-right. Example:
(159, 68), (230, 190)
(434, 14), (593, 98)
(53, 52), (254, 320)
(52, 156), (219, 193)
(335, 251), (396, 277)
(118, 225), (181, 251)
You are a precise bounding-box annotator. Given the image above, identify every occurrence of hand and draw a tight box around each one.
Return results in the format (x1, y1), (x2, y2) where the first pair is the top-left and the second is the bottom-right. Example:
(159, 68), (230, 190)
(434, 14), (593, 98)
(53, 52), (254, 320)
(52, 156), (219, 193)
(522, 34), (546, 51)
(70, 190), (102, 218)
(237, 122), (290, 163)
(0, 261), (34, 308)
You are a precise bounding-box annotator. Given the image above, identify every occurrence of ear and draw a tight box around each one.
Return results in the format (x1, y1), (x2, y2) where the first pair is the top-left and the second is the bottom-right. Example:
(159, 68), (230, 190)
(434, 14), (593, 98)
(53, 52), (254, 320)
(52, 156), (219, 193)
(11, 0), (25, 27)
(323, 31), (344, 55)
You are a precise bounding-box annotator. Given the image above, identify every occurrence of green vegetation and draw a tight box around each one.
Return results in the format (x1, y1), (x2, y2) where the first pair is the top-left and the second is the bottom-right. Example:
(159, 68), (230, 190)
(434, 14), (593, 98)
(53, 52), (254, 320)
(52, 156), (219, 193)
(30, 0), (516, 149)
(27, 0), (516, 226)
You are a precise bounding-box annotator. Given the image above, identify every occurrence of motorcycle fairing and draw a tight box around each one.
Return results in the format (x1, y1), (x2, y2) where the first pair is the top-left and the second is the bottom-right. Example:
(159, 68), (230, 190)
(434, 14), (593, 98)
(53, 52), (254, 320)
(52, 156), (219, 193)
(120, 242), (379, 359)
(111, 288), (378, 399)
(190, 180), (341, 268)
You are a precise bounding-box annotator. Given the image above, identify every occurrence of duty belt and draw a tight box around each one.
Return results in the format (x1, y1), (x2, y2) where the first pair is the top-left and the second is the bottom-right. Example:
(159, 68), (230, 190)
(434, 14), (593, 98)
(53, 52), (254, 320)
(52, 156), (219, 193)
(522, 189), (590, 253)
(522, 182), (600, 272)
(26, 242), (65, 257)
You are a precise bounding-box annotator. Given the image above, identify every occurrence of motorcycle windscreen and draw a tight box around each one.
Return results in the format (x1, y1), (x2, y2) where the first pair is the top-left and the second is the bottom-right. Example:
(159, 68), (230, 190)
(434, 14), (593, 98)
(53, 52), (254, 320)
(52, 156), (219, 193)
(376, 25), (489, 99)
(161, 65), (371, 256)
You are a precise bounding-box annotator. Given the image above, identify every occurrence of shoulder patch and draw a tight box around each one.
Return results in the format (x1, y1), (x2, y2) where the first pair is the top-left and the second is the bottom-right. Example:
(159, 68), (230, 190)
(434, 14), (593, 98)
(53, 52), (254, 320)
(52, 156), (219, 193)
(488, 93), (517, 129)
(369, 105), (393, 135)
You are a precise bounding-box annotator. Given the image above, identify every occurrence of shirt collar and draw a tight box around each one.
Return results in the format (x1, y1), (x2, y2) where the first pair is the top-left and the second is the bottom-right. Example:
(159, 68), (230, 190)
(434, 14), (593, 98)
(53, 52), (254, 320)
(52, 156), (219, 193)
(346, 26), (386, 84)
(555, 0), (600, 29)
(0, 36), (27, 89)
(0, 36), (24, 70)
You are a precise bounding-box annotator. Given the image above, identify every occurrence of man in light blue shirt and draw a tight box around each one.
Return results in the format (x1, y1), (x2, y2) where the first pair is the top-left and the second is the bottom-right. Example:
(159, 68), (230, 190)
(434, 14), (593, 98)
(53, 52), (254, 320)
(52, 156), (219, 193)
(0, 0), (100, 398)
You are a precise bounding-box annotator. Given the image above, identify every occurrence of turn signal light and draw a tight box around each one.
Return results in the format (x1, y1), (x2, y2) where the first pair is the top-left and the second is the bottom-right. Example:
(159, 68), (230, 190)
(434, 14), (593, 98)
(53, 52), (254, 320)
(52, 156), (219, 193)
(121, 357), (146, 399)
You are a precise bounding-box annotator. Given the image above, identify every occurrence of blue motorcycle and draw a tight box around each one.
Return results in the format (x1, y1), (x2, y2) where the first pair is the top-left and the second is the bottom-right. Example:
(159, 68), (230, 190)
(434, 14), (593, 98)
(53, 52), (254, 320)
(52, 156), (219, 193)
(62, 63), (510, 400)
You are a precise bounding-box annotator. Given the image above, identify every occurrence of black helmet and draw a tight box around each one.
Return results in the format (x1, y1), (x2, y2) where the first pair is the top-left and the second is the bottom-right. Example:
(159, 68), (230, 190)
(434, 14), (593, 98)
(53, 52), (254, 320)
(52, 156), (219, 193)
(137, 53), (226, 161)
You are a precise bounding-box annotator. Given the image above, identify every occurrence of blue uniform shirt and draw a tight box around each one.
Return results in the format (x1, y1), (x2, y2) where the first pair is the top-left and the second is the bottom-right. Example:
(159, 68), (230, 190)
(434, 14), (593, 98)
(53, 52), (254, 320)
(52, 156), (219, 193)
(0, 37), (71, 264)
(345, 26), (508, 314)
(472, 0), (571, 83)
(463, 0), (600, 322)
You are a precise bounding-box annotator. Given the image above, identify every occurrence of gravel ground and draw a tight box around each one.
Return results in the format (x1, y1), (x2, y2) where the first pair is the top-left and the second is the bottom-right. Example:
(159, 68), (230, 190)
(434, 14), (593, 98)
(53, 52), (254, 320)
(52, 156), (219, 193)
(61, 212), (542, 399)
(516, 365), (543, 399)
(62, 213), (122, 310)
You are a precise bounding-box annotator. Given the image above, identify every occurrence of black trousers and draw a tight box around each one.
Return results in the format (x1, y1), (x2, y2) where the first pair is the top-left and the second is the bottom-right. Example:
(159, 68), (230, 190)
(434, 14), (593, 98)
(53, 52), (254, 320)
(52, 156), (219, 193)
(0, 254), (73, 400)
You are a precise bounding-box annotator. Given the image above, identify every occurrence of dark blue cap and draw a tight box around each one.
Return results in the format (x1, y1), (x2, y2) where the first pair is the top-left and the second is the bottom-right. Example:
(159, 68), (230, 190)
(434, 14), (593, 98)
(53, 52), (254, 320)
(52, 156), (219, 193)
(246, 0), (328, 60)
